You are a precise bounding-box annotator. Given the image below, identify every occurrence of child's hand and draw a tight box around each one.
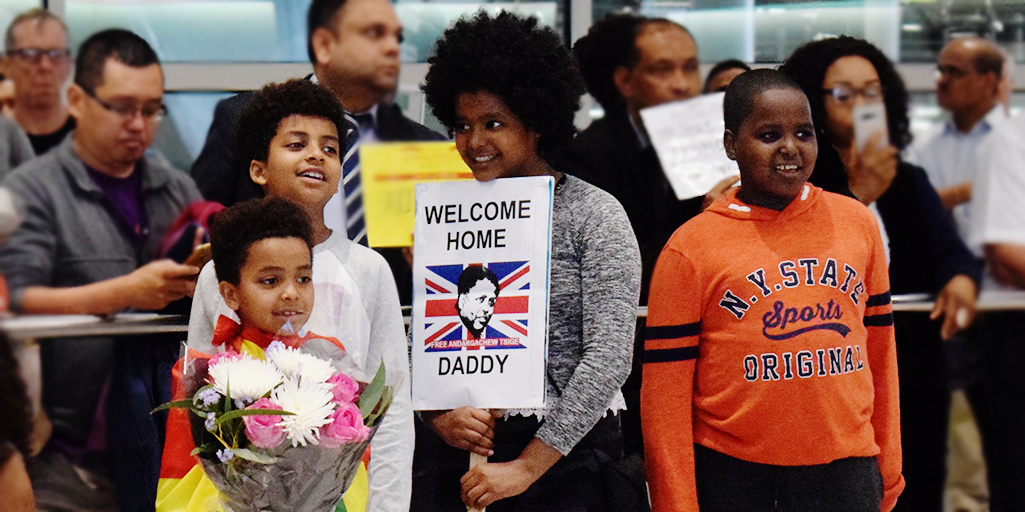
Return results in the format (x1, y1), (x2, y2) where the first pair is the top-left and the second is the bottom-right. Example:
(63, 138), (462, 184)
(931, 274), (977, 340)
(847, 133), (897, 205)
(123, 259), (200, 310)
(461, 459), (535, 509)
(422, 406), (500, 456)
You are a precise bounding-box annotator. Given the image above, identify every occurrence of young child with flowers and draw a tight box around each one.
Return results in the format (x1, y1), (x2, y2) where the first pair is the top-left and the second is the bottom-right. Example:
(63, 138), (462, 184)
(157, 80), (410, 512)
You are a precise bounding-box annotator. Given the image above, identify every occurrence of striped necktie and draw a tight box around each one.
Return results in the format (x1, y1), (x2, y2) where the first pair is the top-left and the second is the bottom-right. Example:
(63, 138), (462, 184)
(343, 113), (370, 246)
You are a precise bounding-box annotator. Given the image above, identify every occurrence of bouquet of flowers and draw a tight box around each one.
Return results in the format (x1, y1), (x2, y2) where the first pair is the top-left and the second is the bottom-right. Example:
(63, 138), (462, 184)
(157, 340), (393, 512)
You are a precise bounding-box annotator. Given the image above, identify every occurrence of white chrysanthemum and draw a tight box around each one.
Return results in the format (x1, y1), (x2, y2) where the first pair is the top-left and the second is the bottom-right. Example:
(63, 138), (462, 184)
(266, 343), (335, 385)
(207, 355), (284, 402)
(272, 379), (335, 447)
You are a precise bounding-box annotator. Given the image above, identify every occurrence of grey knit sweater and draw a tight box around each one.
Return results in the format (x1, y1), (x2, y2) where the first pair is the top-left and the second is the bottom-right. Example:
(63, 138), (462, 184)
(533, 175), (642, 455)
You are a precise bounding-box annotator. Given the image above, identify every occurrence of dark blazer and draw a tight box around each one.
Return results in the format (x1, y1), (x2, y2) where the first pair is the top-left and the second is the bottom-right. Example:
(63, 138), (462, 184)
(553, 104), (703, 304)
(189, 80), (445, 305)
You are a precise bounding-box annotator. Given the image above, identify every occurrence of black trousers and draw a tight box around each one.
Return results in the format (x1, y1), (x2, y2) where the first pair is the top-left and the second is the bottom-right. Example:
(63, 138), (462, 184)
(963, 311), (1025, 512)
(891, 312), (951, 512)
(411, 414), (627, 512)
(694, 444), (883, 512)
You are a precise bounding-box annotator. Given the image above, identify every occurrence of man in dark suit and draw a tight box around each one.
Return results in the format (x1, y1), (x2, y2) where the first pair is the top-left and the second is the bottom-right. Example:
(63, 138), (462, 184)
(190, 0), (443, 304)
(562, 16), (732, 304)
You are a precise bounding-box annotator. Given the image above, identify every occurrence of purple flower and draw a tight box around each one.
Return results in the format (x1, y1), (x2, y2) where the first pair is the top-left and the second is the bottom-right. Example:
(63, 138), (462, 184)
(326, 373), (360, 403)
(205, 412), (216, 432)
(197, 388), (221, 407)
(320, 402), (369, 448)
(242, 397), (286, 449)
(216, 448), (234, 463)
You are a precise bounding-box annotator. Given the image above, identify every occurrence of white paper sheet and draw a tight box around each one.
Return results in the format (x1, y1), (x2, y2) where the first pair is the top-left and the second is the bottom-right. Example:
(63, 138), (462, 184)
(640, 92), (740, 200)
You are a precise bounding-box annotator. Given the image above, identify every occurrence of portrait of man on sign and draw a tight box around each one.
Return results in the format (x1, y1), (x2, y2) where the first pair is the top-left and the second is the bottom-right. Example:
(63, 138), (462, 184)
(455, 265), (500, 339)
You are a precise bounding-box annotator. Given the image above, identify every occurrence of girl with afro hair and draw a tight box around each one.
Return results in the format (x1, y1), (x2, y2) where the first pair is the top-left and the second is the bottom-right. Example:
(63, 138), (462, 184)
(415, 10), (643, 512)
(780, 37), (982, 512)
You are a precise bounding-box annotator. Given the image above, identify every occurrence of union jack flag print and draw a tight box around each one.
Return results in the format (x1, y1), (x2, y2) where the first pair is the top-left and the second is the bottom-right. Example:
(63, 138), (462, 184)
(423, 261), (530, 352)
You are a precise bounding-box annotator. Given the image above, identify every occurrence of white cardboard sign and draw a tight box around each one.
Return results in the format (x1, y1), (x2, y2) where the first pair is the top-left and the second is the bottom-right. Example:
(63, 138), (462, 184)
(411, 176), (553, 410)
(640, 92), (740, 200)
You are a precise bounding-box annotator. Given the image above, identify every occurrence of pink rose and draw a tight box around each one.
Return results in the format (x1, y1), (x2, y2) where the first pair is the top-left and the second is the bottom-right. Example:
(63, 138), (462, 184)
(327, 373), (360, 403)
(242, 397), (286, 449)
(320, 402), (369, 447)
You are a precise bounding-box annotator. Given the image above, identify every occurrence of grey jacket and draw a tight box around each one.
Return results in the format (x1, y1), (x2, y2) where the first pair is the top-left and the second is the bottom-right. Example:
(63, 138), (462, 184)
(0, 134), (201, 442)
(0, 115), (35, 181)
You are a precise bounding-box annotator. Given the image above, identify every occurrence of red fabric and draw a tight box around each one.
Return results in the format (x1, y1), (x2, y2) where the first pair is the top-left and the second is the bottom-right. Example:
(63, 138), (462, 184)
(159, 349), (213, 479)
(157, 200), (224, 258)
(0, 274), (8, 312)
(211, 314), (346, 352)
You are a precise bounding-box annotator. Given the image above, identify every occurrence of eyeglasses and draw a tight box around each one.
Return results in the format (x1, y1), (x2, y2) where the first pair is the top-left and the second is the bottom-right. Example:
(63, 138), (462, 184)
(83, 87), (166, 123)
(822, 83), (884, 105)
(5, 48), (71, 63)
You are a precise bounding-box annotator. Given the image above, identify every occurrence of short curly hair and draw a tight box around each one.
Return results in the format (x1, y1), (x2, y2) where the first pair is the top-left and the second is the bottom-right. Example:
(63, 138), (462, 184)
(724, 69), (805, 134)
(210, 197), (315, 286)
(779, 36), (912, 150)
(235, 79), (350, 168)
(422, 11), (585, 160)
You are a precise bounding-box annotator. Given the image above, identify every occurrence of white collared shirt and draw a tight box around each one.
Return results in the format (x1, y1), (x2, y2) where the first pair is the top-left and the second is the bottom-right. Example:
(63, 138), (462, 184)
(910, 105), (1008, 244)
(969, 112), (1025, 290)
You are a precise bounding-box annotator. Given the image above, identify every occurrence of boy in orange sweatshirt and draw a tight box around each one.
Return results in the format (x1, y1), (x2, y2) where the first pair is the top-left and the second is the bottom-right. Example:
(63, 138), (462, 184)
(641, 69), (903, 511)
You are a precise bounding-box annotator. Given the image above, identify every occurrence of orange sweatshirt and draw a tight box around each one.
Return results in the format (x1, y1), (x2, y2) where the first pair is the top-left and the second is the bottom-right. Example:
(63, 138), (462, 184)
(641, 185), (903, 512)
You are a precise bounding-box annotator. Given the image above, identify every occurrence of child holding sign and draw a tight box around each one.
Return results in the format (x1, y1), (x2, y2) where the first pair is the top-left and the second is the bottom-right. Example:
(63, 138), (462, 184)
(160, 80), (411, 512)
(415, 10), (643, 512)
(641, 69), (903, 511)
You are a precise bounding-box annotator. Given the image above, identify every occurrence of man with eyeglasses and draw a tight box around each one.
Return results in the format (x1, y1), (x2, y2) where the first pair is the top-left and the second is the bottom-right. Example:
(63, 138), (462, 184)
(909, 37), (1006, 241)
(0, 8), (76, 156)
(0, 29), (202, 512)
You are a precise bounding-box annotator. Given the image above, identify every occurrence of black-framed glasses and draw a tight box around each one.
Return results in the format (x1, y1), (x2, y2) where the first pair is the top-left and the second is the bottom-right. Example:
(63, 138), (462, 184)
(822, 83), (884, 105)
(5, 48), (71, 63)
(83, 88), (166, 123)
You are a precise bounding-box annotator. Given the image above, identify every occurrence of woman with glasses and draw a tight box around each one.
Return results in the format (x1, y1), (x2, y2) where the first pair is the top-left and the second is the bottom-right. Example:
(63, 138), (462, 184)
(780, 36), (983, 512)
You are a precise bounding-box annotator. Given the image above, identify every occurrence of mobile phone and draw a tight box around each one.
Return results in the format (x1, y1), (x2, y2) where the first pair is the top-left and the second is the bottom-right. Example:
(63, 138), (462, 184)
(183, 243), (212, 269)
(853, 102), (889, 152)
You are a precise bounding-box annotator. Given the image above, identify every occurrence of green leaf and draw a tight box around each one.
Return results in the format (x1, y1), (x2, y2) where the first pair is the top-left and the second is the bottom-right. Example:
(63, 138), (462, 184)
(359, 361), (387, 419)
(151, 399), (196, 414)
(232, 448), (278, 464)
(365, 386), (393, 428)
(215, 408), (295, 426)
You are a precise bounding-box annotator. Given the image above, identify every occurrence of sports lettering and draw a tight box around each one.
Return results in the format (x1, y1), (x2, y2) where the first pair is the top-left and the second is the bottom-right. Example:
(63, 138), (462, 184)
(720, 257), (867, 321)
(743, 346), (865, 382)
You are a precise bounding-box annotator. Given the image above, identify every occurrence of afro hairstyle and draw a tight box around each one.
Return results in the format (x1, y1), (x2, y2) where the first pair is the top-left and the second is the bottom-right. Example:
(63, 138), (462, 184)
(210, 197), (315, 286)
(234, 79), (350, 170)
(723, 68), (806, 134)
(421, 10), (585, 160)
(779, 36), (912, 151)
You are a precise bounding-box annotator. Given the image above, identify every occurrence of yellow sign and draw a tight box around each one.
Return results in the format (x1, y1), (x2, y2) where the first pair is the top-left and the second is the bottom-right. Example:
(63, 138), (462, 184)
(361, 141), (474, 247)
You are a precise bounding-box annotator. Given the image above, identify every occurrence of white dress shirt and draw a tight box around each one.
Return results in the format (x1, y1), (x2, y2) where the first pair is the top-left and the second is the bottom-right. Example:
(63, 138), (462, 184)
(911, 105), (1008, 244)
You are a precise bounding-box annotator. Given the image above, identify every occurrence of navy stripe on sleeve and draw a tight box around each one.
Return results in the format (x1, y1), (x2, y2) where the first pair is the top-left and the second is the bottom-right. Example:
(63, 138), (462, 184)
(645, 346), (700, 363)
(645, 322), (701, 341)
(866, 291), (891, 307)
(864, 313), (894, 327)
